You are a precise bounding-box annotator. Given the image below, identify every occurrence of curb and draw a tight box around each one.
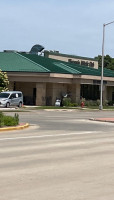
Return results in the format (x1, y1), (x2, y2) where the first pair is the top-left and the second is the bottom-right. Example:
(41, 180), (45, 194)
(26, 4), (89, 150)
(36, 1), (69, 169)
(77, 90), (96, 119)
(90, 118), (114, 123)
(0, 123), (29, 131)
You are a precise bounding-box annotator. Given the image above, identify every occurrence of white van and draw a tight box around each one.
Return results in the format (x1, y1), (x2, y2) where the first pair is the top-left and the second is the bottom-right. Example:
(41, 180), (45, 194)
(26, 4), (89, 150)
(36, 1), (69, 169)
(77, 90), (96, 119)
(0, 91), (23, 108)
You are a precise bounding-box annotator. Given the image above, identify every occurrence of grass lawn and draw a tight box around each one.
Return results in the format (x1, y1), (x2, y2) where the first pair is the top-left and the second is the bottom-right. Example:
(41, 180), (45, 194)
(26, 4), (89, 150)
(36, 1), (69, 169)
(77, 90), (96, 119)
(35, 105), (114, 110)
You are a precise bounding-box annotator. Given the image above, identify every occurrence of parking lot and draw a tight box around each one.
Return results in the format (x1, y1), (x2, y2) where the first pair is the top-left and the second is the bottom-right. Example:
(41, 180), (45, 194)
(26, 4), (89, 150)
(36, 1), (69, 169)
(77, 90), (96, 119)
(0, 109), (114, 200)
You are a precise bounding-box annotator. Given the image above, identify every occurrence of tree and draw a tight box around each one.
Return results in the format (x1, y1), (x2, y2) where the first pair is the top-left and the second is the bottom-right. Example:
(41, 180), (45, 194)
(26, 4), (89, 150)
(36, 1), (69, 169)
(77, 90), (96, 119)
(95, 55), (102, 68)
(104, 55), (112, 68)
(0, 70), (9, 92)
(95, 55), (114, 70)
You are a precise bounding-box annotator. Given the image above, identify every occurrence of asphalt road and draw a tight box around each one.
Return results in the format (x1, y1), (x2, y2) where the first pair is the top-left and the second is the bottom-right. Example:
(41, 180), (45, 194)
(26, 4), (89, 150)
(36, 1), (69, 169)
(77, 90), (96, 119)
(0, 109), (114, 200)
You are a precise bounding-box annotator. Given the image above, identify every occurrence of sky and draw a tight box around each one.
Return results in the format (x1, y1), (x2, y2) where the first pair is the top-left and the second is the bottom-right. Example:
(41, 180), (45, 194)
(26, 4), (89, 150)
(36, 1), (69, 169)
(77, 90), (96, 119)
(0, 0), (114, 58)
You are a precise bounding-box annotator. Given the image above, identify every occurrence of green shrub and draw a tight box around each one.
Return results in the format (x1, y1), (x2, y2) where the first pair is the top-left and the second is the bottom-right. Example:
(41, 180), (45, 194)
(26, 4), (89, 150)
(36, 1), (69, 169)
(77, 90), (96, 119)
(63, 97), (71, 106)
(3, 116), (17, 126)
(108, 101), (114, 106)
(80, 98), (85, 103)
(0, 112), (19, 127)
(0, 112), (4, 127)
(103, 100), (108, 106)
(88, 100), (99, 106)
(69, 102), (78, 107)
(96, 99), (100, 106)
(84, 100), (100, 107)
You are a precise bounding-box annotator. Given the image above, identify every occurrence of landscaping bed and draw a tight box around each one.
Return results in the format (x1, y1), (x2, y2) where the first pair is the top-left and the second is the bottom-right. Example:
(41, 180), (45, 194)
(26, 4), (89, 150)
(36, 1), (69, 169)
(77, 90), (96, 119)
(0, 112), (19, 127)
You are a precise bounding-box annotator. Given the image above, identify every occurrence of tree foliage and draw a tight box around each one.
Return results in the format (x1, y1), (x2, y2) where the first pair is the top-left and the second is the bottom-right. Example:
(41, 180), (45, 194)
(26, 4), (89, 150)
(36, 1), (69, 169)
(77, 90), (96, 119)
(95, 55), (114, 70)
(0, 70), (9, 92)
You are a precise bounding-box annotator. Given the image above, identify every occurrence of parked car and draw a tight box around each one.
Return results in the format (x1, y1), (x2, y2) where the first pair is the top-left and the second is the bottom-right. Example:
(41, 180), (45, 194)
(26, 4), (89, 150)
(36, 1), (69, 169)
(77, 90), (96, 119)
(0, 91), (23, 108)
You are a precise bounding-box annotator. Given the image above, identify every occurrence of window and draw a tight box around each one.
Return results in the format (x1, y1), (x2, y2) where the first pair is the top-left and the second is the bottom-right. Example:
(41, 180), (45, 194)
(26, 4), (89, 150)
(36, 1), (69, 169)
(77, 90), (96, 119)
(18, 93), (22, 97)
(9, 93), (16, 99)
(0, 93), (10, 98)
(81, 84), (100, 100)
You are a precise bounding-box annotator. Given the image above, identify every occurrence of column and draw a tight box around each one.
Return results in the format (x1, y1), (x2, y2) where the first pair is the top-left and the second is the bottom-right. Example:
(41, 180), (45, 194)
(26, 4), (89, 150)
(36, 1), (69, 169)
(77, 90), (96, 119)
(71, 84), (80, 103)
(36, 83), (46, 106)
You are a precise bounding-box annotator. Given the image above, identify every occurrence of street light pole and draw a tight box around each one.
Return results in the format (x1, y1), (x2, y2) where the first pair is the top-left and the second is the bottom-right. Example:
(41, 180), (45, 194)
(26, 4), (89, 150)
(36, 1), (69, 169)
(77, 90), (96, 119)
(99, 24), (105, 110)
(99, 21), (114, 110)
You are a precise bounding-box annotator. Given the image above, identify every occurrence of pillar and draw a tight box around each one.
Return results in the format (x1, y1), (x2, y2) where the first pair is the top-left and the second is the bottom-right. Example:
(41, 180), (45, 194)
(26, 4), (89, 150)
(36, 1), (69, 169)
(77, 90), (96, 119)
(71, 84), (80, 103)
(36, 83), (46, 106)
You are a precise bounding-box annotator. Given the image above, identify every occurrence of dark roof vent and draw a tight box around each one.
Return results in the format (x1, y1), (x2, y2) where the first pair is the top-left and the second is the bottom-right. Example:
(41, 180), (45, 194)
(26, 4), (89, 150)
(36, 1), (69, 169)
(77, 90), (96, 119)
(30, 44), (44, 55)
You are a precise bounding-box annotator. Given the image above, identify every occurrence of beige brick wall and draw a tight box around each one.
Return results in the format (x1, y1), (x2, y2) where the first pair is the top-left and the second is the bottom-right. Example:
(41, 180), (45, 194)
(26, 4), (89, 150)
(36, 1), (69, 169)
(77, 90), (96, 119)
(13, 82), (35, 95)
(49, 83), (67, 105)
(46, 83), (80, 105)
(70, 84), (80, 103)
(48, 55), (98, 69)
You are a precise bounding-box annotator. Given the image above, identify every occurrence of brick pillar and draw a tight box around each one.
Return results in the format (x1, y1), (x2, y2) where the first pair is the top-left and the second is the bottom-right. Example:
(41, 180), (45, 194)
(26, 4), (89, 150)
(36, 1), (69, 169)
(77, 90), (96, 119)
(71, 84), (80, 103)
(36, 83), (46, 106)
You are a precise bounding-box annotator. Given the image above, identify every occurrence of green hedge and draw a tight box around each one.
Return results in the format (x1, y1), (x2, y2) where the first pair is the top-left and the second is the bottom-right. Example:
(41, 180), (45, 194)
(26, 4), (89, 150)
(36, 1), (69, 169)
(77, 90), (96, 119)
(0, 112), (19, 127)
(62, 98), (71, 106)
(62, 99), (109, 107)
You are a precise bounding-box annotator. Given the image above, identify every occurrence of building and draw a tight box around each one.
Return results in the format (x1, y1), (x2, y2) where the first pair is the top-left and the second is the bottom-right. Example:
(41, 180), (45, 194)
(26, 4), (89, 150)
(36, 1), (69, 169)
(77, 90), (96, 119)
(44, 50), (98, 69)
(0, 50), (114, 106)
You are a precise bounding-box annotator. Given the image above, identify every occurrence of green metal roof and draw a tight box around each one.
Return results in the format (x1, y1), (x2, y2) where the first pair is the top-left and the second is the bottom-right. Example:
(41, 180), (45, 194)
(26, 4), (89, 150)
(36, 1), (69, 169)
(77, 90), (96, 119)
(21, 53), (74, 74)
(0, 52), (49, 72)
(54, 62), (81, 74)
(100, 67), (114, 77)
(21, 53), (114, 77)
(0, 52), (114, 78)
